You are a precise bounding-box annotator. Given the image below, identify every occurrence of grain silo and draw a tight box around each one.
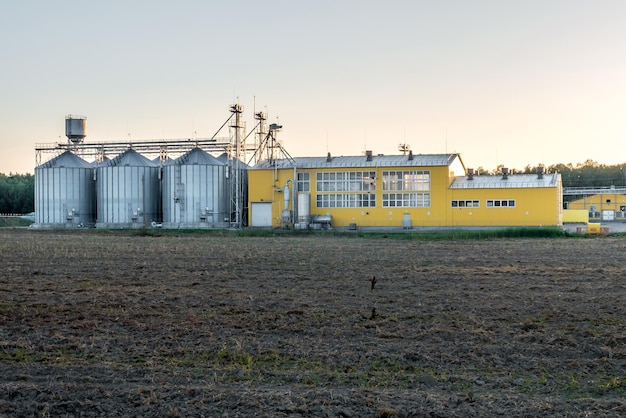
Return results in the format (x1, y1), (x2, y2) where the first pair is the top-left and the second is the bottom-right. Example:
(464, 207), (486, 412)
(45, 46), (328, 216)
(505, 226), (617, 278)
(33, 151), (95, 227)
(218, 152), (249, 226)
(162, 147), (228, 228)
(95, 149), (160, 228)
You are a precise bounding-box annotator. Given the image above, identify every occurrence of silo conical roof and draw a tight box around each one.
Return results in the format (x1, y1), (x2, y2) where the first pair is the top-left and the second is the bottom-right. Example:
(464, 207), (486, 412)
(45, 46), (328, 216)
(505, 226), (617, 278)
(176, 148), (225, 166)
(217, 152), (229, 163)
(153, 156), (175, 166)
(217, 152), (249, 168)
(92, 156), (111, 167)
(37, 151), (92, 169)
(106, 149), (157, 167)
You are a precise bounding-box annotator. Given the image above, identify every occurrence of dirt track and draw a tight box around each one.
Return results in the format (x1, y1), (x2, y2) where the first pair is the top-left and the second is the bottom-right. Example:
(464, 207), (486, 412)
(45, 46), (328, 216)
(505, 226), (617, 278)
(1, 230), (625, 417)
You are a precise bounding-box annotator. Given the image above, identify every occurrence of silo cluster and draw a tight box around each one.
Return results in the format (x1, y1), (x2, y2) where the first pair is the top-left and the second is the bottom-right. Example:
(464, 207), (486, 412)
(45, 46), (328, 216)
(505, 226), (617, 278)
(33, 147), (238, 229)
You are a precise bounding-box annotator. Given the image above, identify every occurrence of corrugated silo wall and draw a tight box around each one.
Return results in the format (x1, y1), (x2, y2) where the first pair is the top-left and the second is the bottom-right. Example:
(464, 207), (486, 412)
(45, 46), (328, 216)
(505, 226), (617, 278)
(35, 166), (95, 226)
(96, 166), (160, 227)
(162, 164), (228, 227)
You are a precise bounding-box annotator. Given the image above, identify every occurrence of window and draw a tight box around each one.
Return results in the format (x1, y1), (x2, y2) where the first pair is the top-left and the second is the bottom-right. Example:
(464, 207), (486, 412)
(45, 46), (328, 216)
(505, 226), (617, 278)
(451, 200), (479, 208)
(487, 199), (516, 208)
(382, 170), (430, 191)
(380, 171), (430, 207)
(297, 172), (310, 192)
(382, 193), (430, 208)
(315, 171), (376, 208)
(316, 193), (376, 208)
(316, 171), (376, 192)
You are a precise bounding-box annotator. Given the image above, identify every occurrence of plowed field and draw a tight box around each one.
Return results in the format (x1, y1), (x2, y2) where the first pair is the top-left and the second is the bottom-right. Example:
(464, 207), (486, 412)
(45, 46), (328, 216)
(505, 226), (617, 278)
(1, 229), (625, 417)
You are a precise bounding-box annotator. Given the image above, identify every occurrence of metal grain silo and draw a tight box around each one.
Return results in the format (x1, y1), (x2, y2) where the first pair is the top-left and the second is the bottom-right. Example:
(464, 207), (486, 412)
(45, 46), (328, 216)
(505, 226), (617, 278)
(33, 151), (95, 228)
(218, 152), (249, 226)
(162, 147), (228, 228)
(95, 149), (160, 228)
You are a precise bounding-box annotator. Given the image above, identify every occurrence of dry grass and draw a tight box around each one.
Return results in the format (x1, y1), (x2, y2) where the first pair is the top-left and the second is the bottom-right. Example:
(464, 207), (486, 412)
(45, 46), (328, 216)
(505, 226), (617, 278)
(0, 229), (624, 417)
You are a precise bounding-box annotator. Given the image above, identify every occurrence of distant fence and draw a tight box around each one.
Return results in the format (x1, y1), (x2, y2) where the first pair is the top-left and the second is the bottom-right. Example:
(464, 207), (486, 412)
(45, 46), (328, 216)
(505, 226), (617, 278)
(0, 213), (35, 225)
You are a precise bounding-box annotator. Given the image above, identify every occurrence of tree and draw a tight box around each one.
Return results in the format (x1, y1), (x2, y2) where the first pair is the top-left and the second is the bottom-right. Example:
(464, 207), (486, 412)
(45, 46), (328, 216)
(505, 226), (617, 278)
(0, 173), (34, 214)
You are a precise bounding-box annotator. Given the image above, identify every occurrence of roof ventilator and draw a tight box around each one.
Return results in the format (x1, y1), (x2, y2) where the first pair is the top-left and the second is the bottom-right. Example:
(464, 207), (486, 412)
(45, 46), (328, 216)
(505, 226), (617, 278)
(537, 166), (544, 179)
(326, 152), (332, 162)
(467, 168), (474, 180)
(502, 167), (509, 180)
(366, 150), (373, 162)
(408, 150), (413, 161)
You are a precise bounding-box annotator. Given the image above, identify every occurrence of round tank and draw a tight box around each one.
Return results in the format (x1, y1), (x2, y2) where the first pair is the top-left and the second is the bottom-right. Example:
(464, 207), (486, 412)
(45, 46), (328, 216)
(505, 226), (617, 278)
(95, 149), (160, 228)
(65, 115), (87, 143)
(162, 148), (228, 228)
(297, 193), (310, 223)
(34, 151), (95, 227)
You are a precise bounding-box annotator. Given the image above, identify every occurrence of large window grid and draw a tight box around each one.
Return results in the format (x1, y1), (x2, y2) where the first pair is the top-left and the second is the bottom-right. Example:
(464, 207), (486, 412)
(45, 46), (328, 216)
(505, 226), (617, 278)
(316, 193), (376, 208)
(381, 170), (430, 207)
(297, 172), (310, 192)
(316, 171), (376, 192)
(382, 193), (430, 208)
(382, 170), (430, 191)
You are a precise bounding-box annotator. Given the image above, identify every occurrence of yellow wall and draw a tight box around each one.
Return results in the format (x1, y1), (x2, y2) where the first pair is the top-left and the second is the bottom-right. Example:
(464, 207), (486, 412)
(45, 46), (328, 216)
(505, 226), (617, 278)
(563, 210), (588, 223)
(567, 194), (626, 212)
(248, 164), (562, 228)
(446, 187), (561, 227)
(248, 167), (296, 226)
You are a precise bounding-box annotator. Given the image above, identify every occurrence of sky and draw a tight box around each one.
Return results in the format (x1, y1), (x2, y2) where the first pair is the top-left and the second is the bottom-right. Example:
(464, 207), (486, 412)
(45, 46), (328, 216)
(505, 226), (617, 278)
(1, 0), (625, 174)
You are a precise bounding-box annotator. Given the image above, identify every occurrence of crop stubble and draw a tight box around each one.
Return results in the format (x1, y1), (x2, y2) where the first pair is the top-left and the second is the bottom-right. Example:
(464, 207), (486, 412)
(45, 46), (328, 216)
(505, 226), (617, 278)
(0, 230), (625, 417)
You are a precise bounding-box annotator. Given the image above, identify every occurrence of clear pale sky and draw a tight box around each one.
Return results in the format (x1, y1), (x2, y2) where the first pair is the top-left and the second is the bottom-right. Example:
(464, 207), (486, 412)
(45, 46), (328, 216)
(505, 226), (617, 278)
(1, 0), (625, 174)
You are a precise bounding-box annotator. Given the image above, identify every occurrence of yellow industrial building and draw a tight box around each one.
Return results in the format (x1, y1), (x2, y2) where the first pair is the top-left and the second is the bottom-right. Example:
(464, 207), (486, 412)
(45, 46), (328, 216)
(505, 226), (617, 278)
(566, 192), (626, 222)
(247, 152), (563, 229)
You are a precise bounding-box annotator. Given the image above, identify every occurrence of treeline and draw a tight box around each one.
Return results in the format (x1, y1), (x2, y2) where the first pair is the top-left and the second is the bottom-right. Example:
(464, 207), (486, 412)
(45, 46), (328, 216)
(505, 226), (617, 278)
(478, 159), (626, 188)
(0, 173), (34, 214)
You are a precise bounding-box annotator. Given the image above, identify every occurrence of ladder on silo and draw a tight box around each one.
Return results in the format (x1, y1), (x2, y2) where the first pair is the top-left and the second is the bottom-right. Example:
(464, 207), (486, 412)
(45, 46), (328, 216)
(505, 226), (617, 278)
(174, 165), (184, 221)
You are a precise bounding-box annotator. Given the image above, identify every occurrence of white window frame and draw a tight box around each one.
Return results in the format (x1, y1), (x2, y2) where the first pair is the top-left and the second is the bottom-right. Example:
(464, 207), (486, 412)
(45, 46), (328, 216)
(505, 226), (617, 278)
(451, 200), (480, 208)
(486, 199), (516, 208)
(297, 172), (310, 192)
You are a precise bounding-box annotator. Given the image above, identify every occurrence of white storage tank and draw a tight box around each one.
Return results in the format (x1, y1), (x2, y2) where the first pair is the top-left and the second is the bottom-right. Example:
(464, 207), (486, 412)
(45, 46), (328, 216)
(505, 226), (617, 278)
(95, 149), (160, 228)
(296, 193), (311, 229)
(33, 151), (95, 227)
(65, 115), (87, 143)
(162, 148), (228, 228)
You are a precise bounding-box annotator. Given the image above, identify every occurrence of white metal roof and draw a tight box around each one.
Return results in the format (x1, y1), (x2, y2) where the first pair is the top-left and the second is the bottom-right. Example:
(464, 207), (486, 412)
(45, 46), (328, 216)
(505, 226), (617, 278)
(450, 173), (560, 189)
(106, 149), (157, 167)
(176, 147), (225, 166)
(36, 150), (92, 169)
(252, 153), (461, 169)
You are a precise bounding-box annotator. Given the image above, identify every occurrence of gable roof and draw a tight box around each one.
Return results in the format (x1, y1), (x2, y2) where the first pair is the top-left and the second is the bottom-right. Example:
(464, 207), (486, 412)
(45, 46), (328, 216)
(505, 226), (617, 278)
(252, 153), (461, 169)
(450, 173), (561, 189)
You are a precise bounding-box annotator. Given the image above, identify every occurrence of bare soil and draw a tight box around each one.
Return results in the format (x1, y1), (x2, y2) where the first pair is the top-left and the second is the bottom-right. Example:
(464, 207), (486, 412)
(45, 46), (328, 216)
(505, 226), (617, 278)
(1, 229), (625, 417)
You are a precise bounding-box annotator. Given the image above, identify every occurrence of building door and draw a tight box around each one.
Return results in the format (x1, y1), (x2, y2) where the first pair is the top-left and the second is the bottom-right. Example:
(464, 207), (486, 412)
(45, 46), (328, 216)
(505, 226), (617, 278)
(251, 202), (273, 227)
